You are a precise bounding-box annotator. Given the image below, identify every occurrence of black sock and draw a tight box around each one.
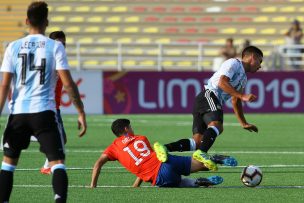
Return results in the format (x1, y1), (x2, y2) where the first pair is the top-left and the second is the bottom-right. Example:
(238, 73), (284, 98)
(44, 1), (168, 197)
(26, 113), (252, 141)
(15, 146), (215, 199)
(165, 139), (191, 152)
(52, 168), (68, 203)
(0, 170), (14, 202)
(200, 128), (218, 152)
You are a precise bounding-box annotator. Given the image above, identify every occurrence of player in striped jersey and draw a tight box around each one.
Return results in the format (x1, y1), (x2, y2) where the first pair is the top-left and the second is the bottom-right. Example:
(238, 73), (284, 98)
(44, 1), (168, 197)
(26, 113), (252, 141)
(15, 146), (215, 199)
(160, 46), (263, 166)
(0, 2), (87, 203)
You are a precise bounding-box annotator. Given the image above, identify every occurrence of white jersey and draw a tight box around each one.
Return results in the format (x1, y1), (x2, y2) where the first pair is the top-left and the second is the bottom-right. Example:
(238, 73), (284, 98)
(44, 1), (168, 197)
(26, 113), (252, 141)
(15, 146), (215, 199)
(0, 34), (69, 114)
(204, 58), (247, 105)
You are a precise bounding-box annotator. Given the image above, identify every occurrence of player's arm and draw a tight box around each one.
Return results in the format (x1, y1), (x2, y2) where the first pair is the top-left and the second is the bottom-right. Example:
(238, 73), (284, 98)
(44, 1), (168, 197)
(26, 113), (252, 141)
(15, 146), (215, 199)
(218, 75), (256, 102)
(90, 154), (109, 188)
(132, 177), (143, 188)
(0, 72), (13, 115)
(231, 93), (258, 133)
(57, 70), (87, 137)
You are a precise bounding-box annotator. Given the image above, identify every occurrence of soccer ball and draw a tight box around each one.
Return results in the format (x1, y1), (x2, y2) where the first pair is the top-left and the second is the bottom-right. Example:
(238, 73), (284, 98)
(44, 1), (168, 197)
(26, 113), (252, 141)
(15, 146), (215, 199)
(241, 165), (263, 187)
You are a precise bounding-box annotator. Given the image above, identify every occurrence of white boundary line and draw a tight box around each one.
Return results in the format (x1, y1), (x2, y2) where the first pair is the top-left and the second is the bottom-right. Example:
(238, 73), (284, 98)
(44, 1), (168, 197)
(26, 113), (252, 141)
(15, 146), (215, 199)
(13, 184), (304, 189)
(14, 164), (304, 171)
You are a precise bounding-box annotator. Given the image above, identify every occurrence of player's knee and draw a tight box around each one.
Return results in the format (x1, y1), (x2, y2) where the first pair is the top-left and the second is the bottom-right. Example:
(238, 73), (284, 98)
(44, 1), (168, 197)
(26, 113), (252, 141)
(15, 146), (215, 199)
(208, 122), (223, 134)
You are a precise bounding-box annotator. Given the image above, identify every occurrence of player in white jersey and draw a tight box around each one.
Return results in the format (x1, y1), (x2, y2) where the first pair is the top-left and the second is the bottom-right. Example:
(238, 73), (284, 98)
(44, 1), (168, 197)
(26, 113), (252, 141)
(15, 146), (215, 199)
(0, 2), (87, 203)
(158, 46), (263, 166)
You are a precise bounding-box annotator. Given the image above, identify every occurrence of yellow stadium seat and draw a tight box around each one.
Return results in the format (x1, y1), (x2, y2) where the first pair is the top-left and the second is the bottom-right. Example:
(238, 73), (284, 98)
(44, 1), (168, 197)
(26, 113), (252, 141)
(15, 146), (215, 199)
(112, 6), (127, 12)
(104, 27), (120, 33)
(165, 50), (182, 55)
(75, 6), (90, 12)
(66, 26), (80, 33)
(47, 26), (62, 33)
(155, 38), (170, 43)
(289, 0), (304, 2)
(251, 39), (267, 45)
(241, 28), (256, 34)
(117, 38), (132, 43)
(124, 16), (139, 22)
(221, 28), (237, 34)
(279, 29), (288, 34)
(162, 61), (174, 66)
(136, 38), (152, 43)
(97, 38), (113, 43)
(93, 6), (109, 12)
(102, 60), (117, 66)
(212, 39), (226, 44)
(48, 6), (54, 12)
(87, 16), (103, 23)
(271, 39), (285, 45)
(204, 49), (218, 56)
(200, 61), (212, 67)
(185, 50), (199, 56)
(69, 60), (78, 67)
(79, 38), (93, 43)
(106, 16), (121, 23)
(50, 16), (65, 22)
(68, 16), (84, 22)
(123, 27), (139, 33)
(261, 7), (277, 12)
(140, 60), (155, 66)
(299, 7), (304, 12)
(296, 16), (304, 21)
(66, 37), (74, 44)
(85, 27), (100, 33)
(272, 16), (287, 22)
(260, 28), (276, 34)
(56, 6), (72, 12)
(143, 27), (159, 33)
(253, 16), (269, 22)
(123, 60), (137, 66)
(146, 49), (160, 55)
(177, 61), (192, 67)
(84, 60), (99, 66)
(126, 49), (144, 55)
(280, 6), (295, 12)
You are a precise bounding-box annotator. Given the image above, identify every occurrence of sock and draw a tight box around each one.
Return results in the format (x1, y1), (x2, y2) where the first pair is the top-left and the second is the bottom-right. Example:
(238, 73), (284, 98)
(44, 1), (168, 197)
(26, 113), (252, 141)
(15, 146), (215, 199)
(200, 126), (219, 152)
(165, 139), (193, 152)
(52, 164), (68, 203)
(178, 178), (198, 188)
(0, 162), (16, 202)
(43, 159), (49, 169)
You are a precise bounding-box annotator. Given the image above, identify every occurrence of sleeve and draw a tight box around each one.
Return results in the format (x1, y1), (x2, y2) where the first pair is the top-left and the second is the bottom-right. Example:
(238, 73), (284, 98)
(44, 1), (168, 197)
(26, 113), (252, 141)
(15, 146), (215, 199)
(54, 42), (69, 70)
(218, 59), (237, 79)
(0, 43), (14, 73)
(103, 144), (118, 161)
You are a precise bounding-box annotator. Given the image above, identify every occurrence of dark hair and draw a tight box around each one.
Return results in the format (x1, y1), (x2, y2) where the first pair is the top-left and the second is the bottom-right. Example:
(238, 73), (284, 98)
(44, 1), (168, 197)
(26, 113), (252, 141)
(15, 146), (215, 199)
(49, 31), (66, 40)
(27, 1), (48, 27)
(241, 46), (263, 59)
(111, 119), (130, 137)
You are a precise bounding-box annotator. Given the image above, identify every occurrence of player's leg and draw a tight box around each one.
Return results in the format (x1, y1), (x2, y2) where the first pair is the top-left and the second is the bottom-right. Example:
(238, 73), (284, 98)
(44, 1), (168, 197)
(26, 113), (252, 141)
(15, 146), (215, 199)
(34, 110), (68, 203)
(0, 114), (31, 202)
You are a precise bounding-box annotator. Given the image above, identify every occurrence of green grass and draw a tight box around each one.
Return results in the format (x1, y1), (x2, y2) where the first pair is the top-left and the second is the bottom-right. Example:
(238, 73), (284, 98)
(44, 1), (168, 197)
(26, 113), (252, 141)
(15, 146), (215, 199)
(1, 114), (304, 203)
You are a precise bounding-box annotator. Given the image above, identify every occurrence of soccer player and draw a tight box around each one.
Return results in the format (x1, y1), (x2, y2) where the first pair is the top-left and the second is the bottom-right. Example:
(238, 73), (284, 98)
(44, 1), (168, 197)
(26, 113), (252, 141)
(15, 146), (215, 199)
(161, 46), (263, 166)
(90, 119), (223, 188)
(40, 30), (67, 175)
(0, 2), (87, 203)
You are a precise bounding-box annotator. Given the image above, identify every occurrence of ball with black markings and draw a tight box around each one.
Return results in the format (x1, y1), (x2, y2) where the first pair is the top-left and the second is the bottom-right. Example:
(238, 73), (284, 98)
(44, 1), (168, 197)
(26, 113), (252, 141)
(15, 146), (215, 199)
(241, 165), (263, 187)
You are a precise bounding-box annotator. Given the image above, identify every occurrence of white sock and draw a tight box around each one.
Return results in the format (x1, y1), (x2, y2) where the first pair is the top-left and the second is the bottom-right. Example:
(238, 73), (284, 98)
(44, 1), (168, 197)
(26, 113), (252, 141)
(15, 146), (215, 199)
(43, 159), (49, 169)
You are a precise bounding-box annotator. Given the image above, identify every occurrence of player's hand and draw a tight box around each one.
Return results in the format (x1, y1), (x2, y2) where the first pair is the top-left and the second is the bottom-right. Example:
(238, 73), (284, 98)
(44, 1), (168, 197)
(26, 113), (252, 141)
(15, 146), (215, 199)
(242, 123), (258, 133)
(78, 112), (87, 137)
(241, 94), (257, 102)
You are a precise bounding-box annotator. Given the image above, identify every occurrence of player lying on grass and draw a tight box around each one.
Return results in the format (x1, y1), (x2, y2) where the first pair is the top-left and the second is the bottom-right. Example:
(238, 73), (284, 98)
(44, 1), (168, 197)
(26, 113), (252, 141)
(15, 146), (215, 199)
(90, 119), (223, 188)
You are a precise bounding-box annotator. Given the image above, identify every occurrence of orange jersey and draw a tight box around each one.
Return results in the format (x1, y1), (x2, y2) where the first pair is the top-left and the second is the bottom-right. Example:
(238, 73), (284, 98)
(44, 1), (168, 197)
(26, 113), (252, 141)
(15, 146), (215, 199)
(103, 134), (161, 185)
(55, 78), (63, 109)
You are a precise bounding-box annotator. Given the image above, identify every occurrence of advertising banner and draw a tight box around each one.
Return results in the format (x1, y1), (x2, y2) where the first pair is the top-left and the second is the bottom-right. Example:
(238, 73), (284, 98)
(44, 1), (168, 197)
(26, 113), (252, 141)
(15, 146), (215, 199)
(103, 71), (304, 114)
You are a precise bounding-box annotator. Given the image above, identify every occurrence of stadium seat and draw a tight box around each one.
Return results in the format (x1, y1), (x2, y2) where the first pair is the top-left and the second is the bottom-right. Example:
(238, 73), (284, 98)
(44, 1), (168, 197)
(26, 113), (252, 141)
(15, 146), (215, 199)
(280, 6), (296, 12)
(79, 37), (94, 43)
(165, 50), (182, 56)
(124, 16), (139, 22)
(75, 6), (90, 12)
(271, 16), (287, 22)
(253, 16), (269, 22)
(153, 6), (166, 12)
(84, 27), (99, 33)
(117, 38), (132, 43)
(123, 60), (136, 66)
(66, 26), (80, 33)
(146, 49), (160, 55)
(145, 16), (160, 22)
(251, 39), (268, 45)
(155, 38), (171, 43)
(93, 6), (109, 12)
(206, 6), (222, 13)
(136, 38), (152, 43)
(261, 6), (277, 12)
(204, 49), (218, 56)
(83, 60), (99, 66)
(243, 6), (258, 12)
(189, 7), (204, 12)
(112, 6), (127, 12)
(185, 50), (199, 56)
(225, 6), (241, 12)
(177, 61), (192, 67)
(101, 60), (117, 66)
(133, 6), (147, 12)
(139, 60), (156, 66)
(199, 17), (214, 22)
(123, 27), (139, 33)
(162, 61), (174, 66)
(217, 17), (233, 22)
(87, 16), (103, 23)
(97, 38), (113, 43)
(68, 16), (84, 22)
(171, 6), (185, 12)
(106, 16), (121, 23)
(104, 26), (120, 33)
(163, 16), (177, 22)
(56, 6), (71, 12)
(184, 28), (198, 33)
(203, 27), (218, 33)
(126, 49), (144, 55)
(221, 28), (237, 34)
(236, 17), (252, 22)
(181, 17), (196, 22)
(50, 16), (65, 22)
(240, 28), (256, 34)
(165, 27), (179, 33)
(47, 26), (62, 33)
(260, 28), (276, 34)
(143, 27), (159, 33)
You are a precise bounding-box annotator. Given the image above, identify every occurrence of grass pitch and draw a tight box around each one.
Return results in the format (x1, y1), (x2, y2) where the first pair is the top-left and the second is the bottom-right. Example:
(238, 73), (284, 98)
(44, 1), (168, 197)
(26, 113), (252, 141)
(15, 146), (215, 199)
(1, 114), (304, 203)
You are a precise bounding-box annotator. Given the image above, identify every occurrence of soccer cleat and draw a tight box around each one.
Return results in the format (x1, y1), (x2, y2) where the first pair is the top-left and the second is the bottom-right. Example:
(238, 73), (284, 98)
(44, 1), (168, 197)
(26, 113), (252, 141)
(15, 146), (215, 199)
(210, 154), (238, 167)
(195, 176), (223, 187)
(40, 167), (51, 175)
(153, 142), (168, 162)
(193, 150), (218, 171)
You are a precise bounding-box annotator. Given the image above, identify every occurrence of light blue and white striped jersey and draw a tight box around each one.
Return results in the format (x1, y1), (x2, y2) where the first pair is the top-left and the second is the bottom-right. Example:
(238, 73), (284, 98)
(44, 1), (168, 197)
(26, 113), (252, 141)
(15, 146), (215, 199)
(204, 58), (247, 105)
(0, 34), (69, 114)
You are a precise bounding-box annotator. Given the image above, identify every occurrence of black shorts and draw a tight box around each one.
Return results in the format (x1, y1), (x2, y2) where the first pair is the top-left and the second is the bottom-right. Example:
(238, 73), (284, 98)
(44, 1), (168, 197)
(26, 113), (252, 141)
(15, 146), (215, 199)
(192, 89), (223, 134)
(2, 110), (65, 161)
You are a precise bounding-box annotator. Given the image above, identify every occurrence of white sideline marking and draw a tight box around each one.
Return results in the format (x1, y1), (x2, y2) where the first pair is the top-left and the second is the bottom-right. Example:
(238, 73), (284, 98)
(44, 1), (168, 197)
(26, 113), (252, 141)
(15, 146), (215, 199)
(8, 149), (304, 155)
(15, 164), (304, 171)
(13, 184), (304, 189)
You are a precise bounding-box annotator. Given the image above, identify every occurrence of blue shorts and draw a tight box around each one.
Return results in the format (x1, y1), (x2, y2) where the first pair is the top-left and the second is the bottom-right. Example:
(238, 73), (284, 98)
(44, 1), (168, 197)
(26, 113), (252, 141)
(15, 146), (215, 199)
(155, 154), (191, 187)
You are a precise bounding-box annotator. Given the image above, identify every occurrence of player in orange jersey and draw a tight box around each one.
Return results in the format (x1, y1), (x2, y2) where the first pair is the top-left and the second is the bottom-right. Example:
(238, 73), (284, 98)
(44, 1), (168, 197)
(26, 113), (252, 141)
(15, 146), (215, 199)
(90, 119), (223, 188)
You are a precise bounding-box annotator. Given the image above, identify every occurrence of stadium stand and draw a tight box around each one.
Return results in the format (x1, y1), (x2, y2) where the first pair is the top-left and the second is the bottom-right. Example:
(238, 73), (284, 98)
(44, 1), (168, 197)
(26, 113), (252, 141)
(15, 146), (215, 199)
(0, 0), (303, 70)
